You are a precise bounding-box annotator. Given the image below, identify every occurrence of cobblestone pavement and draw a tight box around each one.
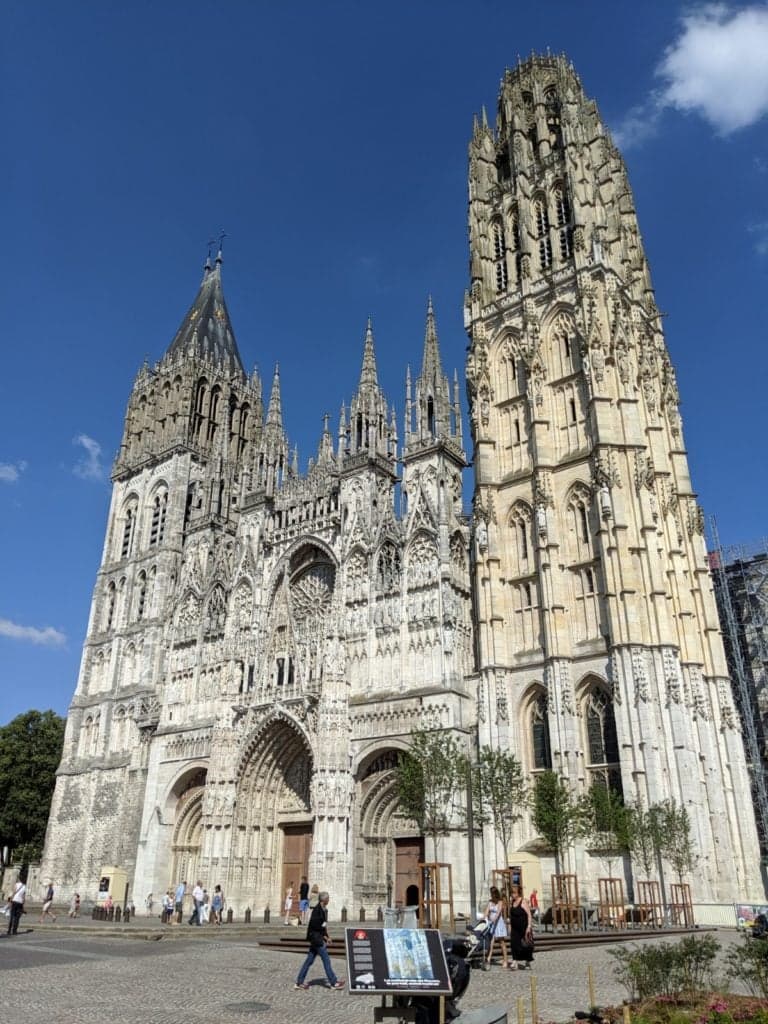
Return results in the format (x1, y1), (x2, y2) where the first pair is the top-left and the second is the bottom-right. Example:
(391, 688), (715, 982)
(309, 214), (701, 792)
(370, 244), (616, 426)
(0, 927), (743, 1024)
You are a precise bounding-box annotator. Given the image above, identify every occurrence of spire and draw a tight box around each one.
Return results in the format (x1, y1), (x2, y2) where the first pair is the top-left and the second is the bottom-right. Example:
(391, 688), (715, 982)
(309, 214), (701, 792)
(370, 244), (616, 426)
(359, 317), (379, 391)
(266, 364), (282, 429)
(162, 254), (245, 377)
(421, 295), (443, 380)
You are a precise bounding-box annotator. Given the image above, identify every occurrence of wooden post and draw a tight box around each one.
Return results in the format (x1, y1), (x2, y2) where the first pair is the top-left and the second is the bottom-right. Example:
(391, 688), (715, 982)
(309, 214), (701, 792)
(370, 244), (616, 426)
(530, 973), (538, 1024)
(518, 997), (525, 1024)
(588, 964), (596, 1008)
(623, 1004), (632, 1024)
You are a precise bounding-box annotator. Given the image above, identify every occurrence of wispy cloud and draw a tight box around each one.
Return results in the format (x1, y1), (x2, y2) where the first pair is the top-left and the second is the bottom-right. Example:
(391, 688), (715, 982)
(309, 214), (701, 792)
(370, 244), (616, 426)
(748, 221), (768, 254)
(0, 460), (27, 484)
(614, 4), (768, 148)
(0, 618), (66, 647)
(72, 434), (105, 481)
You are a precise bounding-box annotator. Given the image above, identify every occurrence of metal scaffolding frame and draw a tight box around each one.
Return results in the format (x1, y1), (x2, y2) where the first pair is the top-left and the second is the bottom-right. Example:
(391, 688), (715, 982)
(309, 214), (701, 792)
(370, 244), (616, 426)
(709, 519), (768, 852)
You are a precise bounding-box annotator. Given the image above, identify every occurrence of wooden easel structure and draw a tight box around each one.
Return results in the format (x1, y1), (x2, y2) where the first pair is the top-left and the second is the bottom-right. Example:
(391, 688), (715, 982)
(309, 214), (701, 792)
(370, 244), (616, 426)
(551, 873), (580, 931)
(597, 877), (626, 928)
(669, 882), (693, 926)
(490, 867), (517, 904)
(419, 862), (455, 931)
(636, 880), (663, 927)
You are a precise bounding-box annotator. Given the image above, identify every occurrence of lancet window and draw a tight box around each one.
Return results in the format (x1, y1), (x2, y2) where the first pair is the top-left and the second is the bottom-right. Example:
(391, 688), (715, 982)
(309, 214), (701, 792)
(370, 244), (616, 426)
(149, 488), (168, 546)
(534, 197), (552, 270)
(583, 685), (622, 793)
(529, 691), (552, 771)
(492, 220), (508, 293)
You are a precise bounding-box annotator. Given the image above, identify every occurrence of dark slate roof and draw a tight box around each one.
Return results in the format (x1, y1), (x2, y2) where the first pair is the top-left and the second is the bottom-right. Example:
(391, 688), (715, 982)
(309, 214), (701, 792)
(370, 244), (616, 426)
(163, 259), (245, 377)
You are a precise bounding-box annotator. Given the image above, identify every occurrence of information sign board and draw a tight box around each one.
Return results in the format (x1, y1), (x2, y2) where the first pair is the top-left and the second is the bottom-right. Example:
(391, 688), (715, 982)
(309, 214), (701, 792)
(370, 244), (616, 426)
(345, 927), (452, 996)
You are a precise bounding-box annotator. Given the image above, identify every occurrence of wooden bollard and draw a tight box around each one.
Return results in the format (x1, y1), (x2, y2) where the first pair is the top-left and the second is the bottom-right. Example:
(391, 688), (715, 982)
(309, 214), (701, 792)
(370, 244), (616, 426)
(517, 996), (525, 1024)
(530, 974), (538, 1024)
(588, 964), (596, 1008)
(623, 1005), (632, 1024)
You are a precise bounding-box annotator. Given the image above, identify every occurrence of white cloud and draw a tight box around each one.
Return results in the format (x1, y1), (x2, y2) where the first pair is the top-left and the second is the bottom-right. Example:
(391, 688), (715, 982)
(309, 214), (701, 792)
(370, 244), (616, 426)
(72, 434), (105, 481)
(0, 460), (27, 483)
(614, 4), (768, 147)
(659, 3), (768, 134)
(748, 221), (768, 254)
(0, 618), (66, 647)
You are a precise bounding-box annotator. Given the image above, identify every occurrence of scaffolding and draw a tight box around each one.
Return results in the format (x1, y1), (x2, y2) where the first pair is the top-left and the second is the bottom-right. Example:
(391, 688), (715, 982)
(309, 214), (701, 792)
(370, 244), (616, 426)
(708, 520), (768, 852)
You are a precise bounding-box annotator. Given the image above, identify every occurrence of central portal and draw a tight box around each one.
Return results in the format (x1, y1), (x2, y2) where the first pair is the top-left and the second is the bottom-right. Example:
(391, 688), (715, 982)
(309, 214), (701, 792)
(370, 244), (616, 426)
(281, 823), (313, 916)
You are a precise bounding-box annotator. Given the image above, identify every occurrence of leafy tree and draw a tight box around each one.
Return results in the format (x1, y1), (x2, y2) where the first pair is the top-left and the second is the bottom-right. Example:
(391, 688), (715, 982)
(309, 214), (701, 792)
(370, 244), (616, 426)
(0, 710), (65, 864)
(395, 728), (466, 861)
(531, 771), (589, 873)
(625, 801), (662, 880)
(472, 745), (528, 865)
(656, 798), (697, 886)
(585, 783), (631, 878)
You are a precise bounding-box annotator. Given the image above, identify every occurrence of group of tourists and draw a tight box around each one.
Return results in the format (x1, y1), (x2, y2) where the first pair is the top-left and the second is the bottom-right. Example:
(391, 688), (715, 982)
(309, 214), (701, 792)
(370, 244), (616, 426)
(483, 885), (536, 969)
(157, 880), (225, 925)
(284, 875), (319, 925)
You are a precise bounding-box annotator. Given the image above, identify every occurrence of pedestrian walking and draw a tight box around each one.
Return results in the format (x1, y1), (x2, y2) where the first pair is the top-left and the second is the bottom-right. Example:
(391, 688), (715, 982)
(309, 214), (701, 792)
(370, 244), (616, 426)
(284, 882), (294, 924)
(40, 882), (57, 923)
(68, 893), (80, 918)
(211, 885), (224, 925)
(6, 877), (26, 936)
(508, 887), (534, 969)
(294, 891), (345, 990)
(485, 886), (509, 969)
(189, 880), (204, 925)
(299, 875), (310, 924)
(161, 890), (174, 923)
(174, 880), (186, 924)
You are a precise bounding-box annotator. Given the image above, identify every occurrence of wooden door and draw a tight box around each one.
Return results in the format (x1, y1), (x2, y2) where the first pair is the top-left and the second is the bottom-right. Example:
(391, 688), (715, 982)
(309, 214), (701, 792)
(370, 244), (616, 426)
(281, 824), (312, 915)
(395, 836), (424, 908)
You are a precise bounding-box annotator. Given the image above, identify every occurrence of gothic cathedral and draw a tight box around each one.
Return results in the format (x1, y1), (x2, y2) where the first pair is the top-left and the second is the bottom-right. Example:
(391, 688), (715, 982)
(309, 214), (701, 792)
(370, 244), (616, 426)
(42, 55), (763, 911)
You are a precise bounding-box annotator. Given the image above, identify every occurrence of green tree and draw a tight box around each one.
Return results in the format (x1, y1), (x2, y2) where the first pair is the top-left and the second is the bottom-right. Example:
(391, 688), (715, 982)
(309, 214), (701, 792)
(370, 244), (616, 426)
(394, 728), (466, 861)
(586, 783), (631, 878)
(656, 799), (697, 886)
(531, 771), (589, 873)
(473, 746), (528, 865)
(625, 801), (663, 880)
(0, 709), (65, 864)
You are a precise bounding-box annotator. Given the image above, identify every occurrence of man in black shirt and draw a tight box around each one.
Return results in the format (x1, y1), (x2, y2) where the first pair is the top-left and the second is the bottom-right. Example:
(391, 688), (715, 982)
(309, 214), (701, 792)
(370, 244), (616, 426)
(299, 876), (310, 925)
(294, 892), (345, 990)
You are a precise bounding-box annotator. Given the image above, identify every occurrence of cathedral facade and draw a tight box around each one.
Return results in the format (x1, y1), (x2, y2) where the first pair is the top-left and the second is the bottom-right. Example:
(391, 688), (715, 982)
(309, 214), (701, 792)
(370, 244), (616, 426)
(42, 55), (763, 913)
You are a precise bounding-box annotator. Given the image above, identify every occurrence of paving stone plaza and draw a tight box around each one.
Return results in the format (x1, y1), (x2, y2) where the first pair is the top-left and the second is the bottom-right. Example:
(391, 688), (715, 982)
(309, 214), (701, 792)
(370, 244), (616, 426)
(0, 921), (745, 1024)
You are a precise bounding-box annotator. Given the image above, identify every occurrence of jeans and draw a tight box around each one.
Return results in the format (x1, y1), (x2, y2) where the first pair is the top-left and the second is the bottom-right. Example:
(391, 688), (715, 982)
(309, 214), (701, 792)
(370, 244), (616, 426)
(296, 942), (337, 985)
(189, 900), (202, 925)
(7, 903), (23, 935)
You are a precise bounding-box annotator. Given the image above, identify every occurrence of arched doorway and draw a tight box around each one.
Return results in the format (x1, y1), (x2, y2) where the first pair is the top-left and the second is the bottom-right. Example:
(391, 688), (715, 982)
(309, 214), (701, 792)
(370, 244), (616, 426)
(355, 749), (423, 908)
(169, 767), (207, 889)
(234, 714), (313, 911)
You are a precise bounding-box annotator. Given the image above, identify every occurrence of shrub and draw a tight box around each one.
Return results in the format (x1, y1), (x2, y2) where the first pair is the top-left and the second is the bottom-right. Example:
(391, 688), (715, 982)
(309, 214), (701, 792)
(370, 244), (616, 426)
(609, 936), (721, 1002)
(725, 941), (768, 999)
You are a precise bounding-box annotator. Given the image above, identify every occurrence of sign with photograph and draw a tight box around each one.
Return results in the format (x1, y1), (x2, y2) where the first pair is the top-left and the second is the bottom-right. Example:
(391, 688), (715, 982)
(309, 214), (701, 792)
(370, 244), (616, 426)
(345, 927), (452, 995)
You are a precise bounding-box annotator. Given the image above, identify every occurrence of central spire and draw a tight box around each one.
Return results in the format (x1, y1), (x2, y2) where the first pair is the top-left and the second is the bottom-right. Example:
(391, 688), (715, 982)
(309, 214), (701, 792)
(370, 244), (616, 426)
(358, 317), (379, 391)
(162, 253), (245, 378)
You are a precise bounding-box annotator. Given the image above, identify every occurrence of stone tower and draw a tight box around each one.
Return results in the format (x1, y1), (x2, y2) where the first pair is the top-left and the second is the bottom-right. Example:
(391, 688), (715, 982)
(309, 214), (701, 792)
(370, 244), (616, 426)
(465, 55), (762, 900)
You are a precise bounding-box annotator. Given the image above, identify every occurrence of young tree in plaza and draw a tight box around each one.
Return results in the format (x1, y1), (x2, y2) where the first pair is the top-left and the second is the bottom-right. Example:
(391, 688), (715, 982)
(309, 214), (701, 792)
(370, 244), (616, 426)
(586, 783), (631, 878)
(473, 745), (528, 865)
(531, 770), (589, 874)
(395, 727), (466, 861)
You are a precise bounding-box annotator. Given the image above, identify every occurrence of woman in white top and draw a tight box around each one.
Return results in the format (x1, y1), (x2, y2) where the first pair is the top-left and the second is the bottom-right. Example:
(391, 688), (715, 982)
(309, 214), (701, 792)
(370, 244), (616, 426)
(485, 885), (509, 969)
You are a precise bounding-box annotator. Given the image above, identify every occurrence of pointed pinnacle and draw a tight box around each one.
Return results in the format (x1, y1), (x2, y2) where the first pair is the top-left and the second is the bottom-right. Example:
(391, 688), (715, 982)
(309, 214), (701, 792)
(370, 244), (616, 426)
(422, 296), (442, 378)
(359, 317), (379, 390)
(266, 363), (282, 429)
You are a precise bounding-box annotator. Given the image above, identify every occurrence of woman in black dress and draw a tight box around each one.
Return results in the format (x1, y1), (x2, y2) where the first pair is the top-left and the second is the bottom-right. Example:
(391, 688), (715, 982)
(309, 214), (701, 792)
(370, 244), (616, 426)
(508, 887), (534, 969)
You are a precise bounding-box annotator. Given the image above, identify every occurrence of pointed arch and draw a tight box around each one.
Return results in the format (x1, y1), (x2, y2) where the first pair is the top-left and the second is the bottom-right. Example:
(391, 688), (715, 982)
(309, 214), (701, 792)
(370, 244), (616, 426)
(507, 500), (533, 578)
(521, 684), (552, 772)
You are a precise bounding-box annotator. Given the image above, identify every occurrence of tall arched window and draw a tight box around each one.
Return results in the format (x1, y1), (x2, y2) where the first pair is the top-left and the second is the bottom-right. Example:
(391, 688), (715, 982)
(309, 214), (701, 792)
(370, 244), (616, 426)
(105, 582), (116, 632)
(207, 386), (221, 444)
(566, 486), (593, 563)
(149, 489), (168, 546)
(492, 221), (508, 293)
(136, 571), (147, 621)
(553, 185), (573, 261)
(584, 686), (622, 793)
(193, 379), (208, 442)
(508, 503), (532, 578)
(510, 208), (522, 282)
(120, 499), (138, 559)
(531, 692), (552, 770)
(534, 198), (552, 270)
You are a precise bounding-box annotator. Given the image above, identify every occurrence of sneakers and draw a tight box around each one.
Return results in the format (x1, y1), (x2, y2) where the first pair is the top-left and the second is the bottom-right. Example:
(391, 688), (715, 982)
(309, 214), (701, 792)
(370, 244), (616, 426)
(294, 983), (309, 990)
(331, 981), (345, 989)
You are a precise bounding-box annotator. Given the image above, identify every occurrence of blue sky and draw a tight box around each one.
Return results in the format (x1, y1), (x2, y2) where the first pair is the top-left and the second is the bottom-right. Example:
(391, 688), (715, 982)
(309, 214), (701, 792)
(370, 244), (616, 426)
(2, 1), (767, 724)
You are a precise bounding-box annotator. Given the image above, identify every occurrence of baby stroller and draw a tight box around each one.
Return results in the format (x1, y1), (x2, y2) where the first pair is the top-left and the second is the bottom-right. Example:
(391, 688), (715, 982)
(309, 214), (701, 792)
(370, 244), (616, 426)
(453, 918), (493, 971)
